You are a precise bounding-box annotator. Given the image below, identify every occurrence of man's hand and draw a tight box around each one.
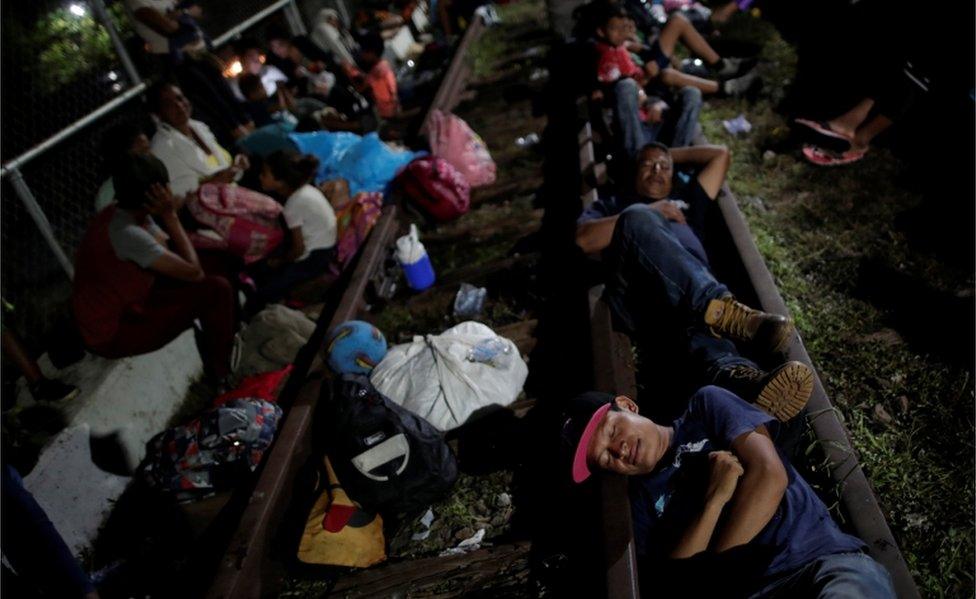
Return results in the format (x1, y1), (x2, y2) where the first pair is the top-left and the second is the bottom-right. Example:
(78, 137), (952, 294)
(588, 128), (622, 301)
(145, 183), (177, 217)
(233, 153), (250, 172)
(649, 200), (686, 224)
(706, 451), (743, 506)
(712, 427), (789, 552)
(669, 145), (731, 200)
(669, 450), (742, 558)
(646, 100), (669, 124)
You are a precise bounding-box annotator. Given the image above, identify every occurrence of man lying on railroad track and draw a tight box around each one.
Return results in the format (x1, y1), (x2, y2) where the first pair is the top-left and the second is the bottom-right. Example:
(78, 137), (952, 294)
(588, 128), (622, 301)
(562, 387), (896, 598)
(575, 141), (813, 421)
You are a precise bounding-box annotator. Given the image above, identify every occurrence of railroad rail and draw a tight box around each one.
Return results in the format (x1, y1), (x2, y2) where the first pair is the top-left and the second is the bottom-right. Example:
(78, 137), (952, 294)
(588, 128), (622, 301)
(203, 14), (489, 597)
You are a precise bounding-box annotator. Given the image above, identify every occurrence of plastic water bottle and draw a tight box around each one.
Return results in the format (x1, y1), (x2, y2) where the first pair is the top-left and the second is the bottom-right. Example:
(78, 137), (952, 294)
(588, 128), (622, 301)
(454, 283), (487, 318)
(466, 338), (511, 367)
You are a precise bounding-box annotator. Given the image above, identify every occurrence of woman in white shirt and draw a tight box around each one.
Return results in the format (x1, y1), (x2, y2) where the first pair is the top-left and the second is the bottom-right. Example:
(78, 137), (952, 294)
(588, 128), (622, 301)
(247, 150), (337, 313)
(148, 82), (250, 199)
(126, 0), (253, 145)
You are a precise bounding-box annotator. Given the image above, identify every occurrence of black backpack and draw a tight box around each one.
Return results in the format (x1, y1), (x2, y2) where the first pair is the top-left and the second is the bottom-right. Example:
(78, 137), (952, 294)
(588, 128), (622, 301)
(323, 374), (458, 515)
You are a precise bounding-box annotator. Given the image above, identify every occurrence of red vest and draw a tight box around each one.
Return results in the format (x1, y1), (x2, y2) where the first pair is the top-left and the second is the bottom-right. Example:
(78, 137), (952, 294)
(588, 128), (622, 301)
(72, 206), (156, 348)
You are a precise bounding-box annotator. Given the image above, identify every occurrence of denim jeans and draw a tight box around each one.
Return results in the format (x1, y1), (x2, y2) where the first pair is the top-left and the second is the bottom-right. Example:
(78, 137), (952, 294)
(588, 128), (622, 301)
(614, 78), (648, 159)
(603, 204), (754, 376)
(663, 86), (703, 148)
(614, 81), (703, 157)
(750, 552), (895, 599)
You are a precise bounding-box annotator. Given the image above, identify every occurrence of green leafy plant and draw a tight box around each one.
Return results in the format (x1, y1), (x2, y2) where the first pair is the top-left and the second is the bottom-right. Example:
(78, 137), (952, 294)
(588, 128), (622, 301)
(8, 3), (132, 94)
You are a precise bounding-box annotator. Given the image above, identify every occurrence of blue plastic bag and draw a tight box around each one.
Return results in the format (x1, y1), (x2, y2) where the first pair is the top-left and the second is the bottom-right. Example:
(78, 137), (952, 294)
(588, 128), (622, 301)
(289, 131), (423, 196)
(335, 133), (422, 195)
(289, 131), (362, 182)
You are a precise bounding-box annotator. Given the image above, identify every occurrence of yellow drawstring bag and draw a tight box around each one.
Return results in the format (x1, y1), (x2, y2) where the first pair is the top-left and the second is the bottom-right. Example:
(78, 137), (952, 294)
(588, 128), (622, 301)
(296, 456), (386, 567)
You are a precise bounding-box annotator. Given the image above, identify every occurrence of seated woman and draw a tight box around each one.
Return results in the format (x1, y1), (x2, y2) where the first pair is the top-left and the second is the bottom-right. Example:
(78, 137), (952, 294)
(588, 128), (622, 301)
(94, 121), (153, 212)
(72, 154), (236, 384)
(148, 81), (251, 199)
(248, 150), (338, 313)
(125, 0), (253, 147)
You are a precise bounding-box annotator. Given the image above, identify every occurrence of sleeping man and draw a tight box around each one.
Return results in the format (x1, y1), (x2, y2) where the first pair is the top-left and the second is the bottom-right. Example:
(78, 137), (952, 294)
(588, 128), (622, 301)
(561, 387), (895, 598)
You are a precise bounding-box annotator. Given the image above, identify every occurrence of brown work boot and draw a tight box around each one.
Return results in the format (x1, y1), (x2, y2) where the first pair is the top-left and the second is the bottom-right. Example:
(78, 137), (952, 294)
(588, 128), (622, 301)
(704, 296), (795, 354)
(712, 361), (814, 422)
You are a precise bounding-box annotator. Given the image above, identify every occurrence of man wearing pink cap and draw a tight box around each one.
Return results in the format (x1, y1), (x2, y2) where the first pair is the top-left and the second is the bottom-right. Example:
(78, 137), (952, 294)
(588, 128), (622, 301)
(561, 387), (894, 598)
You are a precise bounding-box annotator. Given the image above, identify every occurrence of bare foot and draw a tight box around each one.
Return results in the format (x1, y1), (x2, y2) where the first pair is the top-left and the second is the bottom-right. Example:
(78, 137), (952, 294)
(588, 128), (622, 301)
(825, 120), (856, 140)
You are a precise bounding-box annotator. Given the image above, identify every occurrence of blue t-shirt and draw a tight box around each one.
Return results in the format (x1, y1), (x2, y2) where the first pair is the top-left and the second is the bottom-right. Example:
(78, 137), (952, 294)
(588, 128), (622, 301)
(630, 386), (864, 579)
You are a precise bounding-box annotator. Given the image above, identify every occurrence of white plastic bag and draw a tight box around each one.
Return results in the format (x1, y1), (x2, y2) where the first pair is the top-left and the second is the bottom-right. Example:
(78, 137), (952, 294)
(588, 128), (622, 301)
(369, 322), (528, 432)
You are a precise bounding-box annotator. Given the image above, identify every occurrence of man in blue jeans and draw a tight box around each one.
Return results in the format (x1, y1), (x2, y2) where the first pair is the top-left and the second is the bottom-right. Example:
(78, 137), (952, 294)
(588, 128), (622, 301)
(614, 79), (703, 155)
(576, 142), (813, 421)
(561, 388), (896, 598)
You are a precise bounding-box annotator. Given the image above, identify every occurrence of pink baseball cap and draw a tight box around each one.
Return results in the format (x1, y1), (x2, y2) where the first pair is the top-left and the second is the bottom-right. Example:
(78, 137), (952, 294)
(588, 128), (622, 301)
(562, 393), (615, 484)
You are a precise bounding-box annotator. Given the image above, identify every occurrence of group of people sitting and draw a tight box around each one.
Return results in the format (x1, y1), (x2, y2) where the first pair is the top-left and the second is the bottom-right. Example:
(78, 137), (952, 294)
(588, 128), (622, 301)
(575, 0), (760, 158)
(71, 0), (431, 390)
(561, 1), (897, 597)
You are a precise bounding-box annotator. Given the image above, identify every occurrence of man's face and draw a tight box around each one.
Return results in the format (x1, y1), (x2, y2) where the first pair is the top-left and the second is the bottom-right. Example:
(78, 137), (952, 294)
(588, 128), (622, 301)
(586, 396), (660, 476)
(600, 17), (631, 48)
(635, 148), (673, 199)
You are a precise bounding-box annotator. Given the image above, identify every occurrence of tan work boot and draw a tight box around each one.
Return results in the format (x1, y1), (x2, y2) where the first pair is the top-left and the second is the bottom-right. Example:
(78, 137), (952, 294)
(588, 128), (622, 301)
(712, 361), (814, 422)
(704, 296), (795, 354)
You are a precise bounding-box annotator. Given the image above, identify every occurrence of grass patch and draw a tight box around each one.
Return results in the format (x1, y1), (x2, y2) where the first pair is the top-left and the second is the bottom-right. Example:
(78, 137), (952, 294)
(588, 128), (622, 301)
(469, 0), (548, 79)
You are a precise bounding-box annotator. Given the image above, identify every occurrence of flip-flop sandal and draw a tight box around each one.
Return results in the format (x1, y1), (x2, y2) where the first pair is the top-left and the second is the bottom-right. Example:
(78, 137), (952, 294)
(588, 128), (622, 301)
(794, 118), (853, 154)
(802, 144), (867, 167)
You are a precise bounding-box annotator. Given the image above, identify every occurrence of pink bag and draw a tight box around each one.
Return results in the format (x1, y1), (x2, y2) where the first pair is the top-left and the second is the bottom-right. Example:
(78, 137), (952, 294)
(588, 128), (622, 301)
(334, 192), (384, 268)
(427, 109), (496, 188)
(398, 157), (470, 222)
(187, 183), (284, 264)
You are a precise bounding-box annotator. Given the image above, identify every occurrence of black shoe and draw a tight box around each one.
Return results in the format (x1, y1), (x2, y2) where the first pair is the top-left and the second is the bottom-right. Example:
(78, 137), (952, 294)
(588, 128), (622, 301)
(28, 378), (80, 403)
(712, 361), (814, 421)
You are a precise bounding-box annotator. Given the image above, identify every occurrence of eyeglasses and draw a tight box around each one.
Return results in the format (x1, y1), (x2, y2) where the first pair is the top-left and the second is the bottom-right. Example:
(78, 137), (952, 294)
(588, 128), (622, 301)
(639, 160), (672, 172)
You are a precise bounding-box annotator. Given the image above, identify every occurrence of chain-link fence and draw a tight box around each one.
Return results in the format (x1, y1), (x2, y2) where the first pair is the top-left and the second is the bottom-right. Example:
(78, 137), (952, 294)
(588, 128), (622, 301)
(1, 0), (308, 350)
